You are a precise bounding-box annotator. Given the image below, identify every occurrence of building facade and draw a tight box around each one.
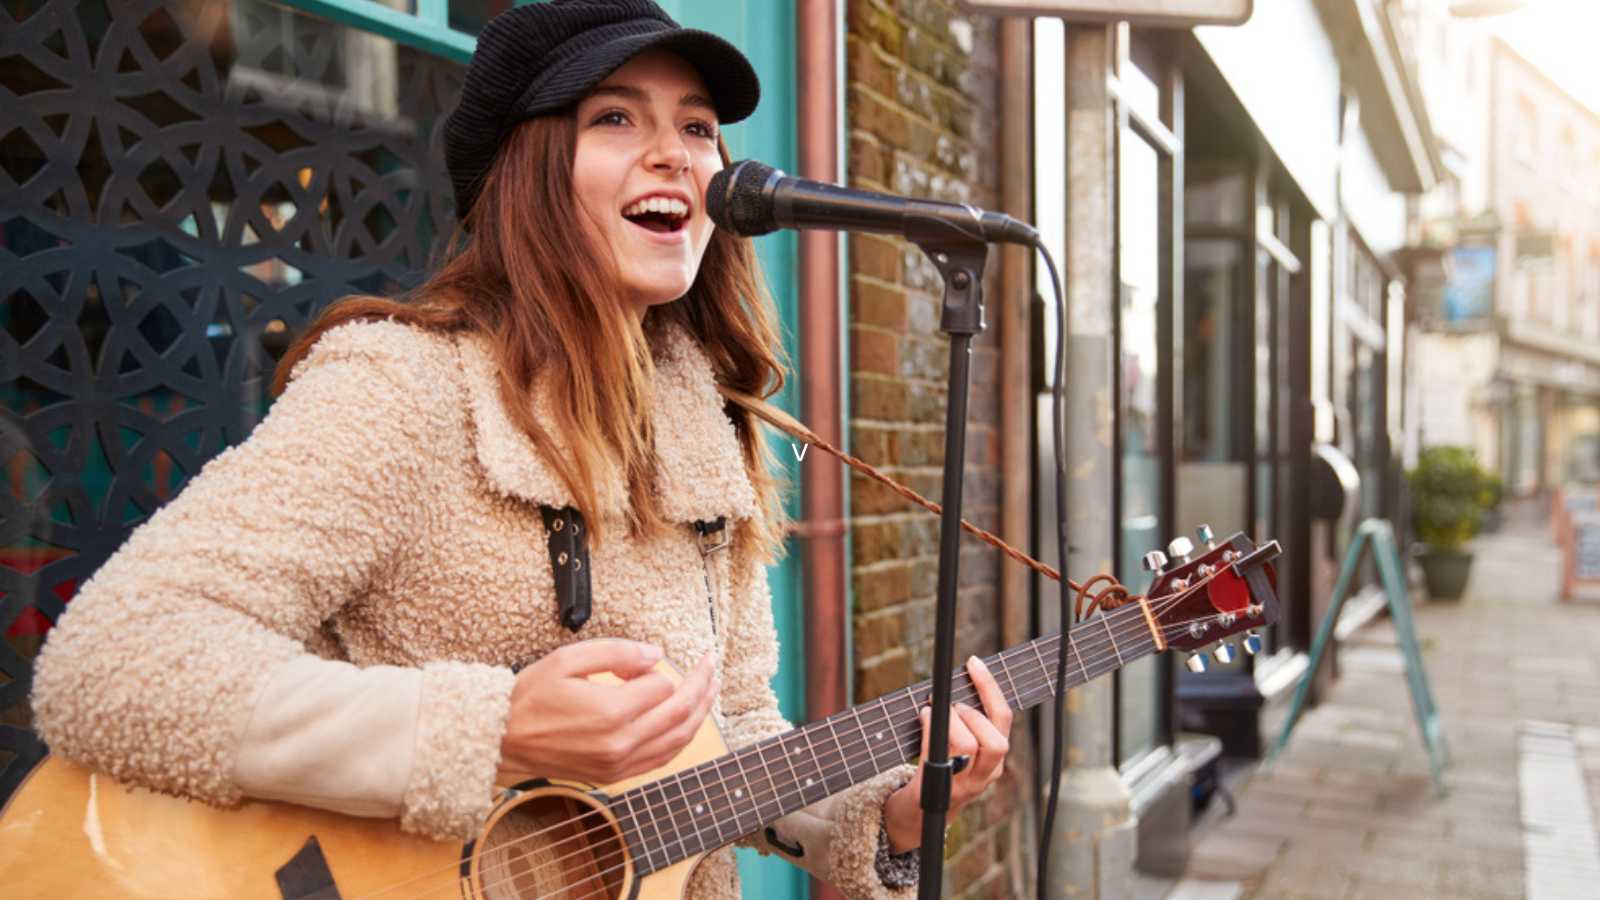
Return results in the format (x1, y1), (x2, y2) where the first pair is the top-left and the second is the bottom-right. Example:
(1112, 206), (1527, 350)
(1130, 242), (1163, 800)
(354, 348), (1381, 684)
(1402, 0), (1600, 495)
(1024, 0), (1437, 892)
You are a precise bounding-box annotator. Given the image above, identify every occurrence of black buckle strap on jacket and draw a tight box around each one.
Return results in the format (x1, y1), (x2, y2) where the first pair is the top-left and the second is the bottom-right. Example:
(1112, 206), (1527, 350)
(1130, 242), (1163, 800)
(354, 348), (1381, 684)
(693, 516), (729, 556)
(540, 505), (591, 632)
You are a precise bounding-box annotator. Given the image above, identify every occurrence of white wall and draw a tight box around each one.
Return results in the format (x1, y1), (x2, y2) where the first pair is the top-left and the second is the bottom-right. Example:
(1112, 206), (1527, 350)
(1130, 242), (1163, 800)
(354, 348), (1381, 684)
(1195, 0), (1342, 218)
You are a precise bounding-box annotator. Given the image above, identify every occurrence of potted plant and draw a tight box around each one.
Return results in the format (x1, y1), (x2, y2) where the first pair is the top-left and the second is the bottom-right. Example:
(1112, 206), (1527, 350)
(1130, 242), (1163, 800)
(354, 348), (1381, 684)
(1409, 446), (1495, 600)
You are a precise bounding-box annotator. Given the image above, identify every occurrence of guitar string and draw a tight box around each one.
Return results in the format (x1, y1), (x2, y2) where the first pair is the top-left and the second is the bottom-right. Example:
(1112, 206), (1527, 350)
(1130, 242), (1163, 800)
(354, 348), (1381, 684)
(383, 588), (1248, 900)
(354, 584), (1201, 900)
(477, 608), (1241, 900)
(355, 573), (1248, 900)
(466, 582), (1218, 882)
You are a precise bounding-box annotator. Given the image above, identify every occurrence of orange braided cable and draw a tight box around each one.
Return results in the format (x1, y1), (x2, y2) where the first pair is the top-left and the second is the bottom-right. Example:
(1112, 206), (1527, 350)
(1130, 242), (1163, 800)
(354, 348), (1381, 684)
(717, 385), (1146, 617)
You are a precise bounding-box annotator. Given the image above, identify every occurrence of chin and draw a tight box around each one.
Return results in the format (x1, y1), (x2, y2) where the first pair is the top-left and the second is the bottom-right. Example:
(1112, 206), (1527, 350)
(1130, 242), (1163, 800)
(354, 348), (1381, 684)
(624, 276), (696, 308)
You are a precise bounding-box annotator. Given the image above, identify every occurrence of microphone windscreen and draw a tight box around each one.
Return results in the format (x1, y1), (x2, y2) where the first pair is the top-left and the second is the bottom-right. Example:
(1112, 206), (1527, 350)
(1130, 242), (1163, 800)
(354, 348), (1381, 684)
(707, 160), (780, 237)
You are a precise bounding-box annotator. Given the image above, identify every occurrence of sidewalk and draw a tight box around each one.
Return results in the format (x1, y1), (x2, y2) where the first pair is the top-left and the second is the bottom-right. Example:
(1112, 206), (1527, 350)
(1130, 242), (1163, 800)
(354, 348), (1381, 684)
(1166, 501), (1600, 899)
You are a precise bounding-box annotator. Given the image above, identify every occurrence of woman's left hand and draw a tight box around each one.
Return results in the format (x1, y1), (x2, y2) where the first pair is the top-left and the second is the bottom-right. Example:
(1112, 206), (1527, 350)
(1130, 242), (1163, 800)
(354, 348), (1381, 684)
(881, 655), (1013, 853)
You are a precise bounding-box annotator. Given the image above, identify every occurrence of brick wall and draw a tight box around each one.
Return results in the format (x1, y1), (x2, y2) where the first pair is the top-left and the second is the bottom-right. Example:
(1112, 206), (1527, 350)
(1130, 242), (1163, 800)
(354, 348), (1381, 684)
(845, 2), (1029, 897)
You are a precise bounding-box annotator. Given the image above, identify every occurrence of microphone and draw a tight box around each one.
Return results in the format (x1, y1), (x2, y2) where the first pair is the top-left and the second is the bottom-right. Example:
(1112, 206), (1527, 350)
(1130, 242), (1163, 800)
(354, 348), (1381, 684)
(706, 159), (1038, 247)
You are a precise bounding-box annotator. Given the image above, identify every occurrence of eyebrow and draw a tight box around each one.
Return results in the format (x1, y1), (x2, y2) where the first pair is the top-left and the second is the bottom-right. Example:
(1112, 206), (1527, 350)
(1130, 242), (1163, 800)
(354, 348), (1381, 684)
(584, 84), (717, 115)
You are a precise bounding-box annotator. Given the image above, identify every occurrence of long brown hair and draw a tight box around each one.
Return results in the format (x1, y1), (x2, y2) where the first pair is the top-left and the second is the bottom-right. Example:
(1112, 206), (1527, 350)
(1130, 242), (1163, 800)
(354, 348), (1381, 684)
(273, 115), (789, 563)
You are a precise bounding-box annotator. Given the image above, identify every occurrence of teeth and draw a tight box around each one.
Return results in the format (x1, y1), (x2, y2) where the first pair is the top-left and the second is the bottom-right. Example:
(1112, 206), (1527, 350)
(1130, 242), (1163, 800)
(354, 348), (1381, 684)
(624, 196), (689, 218)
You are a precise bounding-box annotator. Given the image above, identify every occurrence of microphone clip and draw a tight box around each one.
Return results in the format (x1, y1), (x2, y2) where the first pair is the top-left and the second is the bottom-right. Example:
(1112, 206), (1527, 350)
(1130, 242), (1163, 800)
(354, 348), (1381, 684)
(914, 236), (989, 337)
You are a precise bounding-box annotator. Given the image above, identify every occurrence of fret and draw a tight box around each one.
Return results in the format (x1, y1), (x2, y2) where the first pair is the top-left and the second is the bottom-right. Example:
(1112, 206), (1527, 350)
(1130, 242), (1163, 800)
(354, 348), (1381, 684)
(822, 717), (855, 791)
(1069, 634), (1091, 686)
(852, 704), (889, 776)
(749, 737), (785, 824)
(712, 754), (755, 837)
(736, 746), (778, 827)
(644, 779), (692, 864)
(897, 687), (923, 759)
(1029, 640), (1056, 697)
(1099, 613), (1123, 665)
(796, 730), (825, 806)
(888, 692), (915, 763)
(991, 652), (1019, 707)
(635, 785), (674, 874)
(617, 790), (663, 874)
(687, 764), (721, 853)
(768, 733), (806, 816)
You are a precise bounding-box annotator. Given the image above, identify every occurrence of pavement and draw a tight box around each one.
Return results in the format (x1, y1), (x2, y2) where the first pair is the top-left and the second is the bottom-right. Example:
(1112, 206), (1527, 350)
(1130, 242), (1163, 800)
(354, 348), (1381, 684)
(1152, 499), (1600, 900)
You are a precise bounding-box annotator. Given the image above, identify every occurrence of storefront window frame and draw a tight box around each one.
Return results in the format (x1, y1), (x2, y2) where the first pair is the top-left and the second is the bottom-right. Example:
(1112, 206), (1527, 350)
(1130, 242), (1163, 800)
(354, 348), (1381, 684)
(1109, 26), (1183, 771)
(281, 0), (492, 63)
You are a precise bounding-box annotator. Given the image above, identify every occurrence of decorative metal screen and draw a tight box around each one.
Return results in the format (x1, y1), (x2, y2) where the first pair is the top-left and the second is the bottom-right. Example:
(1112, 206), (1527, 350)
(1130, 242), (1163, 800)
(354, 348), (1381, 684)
(0, 0), (463, 802)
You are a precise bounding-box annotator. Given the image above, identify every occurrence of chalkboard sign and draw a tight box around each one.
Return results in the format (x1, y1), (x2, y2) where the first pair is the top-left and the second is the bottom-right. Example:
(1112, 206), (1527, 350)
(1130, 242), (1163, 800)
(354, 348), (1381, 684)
(1571, 512), (1600, 581)
(1270, 518), (1449, 795)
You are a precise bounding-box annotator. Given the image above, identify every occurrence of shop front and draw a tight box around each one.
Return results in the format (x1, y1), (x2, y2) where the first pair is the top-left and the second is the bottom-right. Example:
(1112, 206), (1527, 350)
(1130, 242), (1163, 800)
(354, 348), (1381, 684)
(1029, 0), (1436, 881)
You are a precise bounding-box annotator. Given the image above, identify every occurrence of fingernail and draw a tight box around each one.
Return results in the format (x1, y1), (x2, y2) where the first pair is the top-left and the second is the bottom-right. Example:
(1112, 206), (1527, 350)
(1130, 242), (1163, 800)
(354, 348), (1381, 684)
(968, 655), (988, 673)
(642, 645), (663, 663)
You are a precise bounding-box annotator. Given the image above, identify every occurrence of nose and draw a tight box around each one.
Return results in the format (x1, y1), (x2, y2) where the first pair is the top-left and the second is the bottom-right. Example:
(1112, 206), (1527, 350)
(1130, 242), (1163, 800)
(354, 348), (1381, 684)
(644, 125), (691, 174)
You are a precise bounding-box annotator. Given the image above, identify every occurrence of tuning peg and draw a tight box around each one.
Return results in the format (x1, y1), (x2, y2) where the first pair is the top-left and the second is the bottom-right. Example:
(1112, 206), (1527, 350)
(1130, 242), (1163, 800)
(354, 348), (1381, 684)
(1167, 536), (1195, 563)
(1196, 524), (1215, 549)
(1212, 642), (1237, 664)
(1242, 631), (1262, 655)
(1142, 550), (1169, 574)
(1185, 653), (1209, 673)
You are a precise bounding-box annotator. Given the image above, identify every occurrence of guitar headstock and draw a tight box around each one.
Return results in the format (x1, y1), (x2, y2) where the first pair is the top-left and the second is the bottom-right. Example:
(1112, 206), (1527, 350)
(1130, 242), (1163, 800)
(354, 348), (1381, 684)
(1141, 526), (1282, 672)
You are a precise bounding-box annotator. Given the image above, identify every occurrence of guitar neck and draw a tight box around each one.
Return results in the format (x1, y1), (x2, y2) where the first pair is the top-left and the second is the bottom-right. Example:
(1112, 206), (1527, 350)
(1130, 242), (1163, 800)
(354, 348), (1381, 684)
(611, 599), (1163, 875)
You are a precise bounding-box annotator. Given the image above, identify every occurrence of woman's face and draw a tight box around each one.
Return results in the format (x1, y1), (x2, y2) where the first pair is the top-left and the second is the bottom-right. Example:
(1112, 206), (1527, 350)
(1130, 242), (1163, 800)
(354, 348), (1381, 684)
(572, 50), (724, 319)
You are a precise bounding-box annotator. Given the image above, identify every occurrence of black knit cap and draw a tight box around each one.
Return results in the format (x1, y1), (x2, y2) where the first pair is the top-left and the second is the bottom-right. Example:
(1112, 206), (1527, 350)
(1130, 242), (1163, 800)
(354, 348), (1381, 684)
(443, 0), (761, 220)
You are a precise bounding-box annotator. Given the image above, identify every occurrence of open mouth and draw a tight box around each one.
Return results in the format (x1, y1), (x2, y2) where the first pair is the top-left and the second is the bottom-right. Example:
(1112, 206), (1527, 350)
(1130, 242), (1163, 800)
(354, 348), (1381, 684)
(622, 197), (690, 234)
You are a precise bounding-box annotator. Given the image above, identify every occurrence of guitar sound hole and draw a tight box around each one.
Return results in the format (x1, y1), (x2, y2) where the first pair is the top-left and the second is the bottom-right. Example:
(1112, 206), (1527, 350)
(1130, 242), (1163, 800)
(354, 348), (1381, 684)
(475, 790), (627, 900)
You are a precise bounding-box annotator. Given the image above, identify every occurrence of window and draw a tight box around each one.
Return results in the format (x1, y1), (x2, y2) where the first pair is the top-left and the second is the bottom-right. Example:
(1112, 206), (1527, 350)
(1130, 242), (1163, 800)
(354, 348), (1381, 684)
(283, 0), (504, 62)
(1514, 95), (1537, 165)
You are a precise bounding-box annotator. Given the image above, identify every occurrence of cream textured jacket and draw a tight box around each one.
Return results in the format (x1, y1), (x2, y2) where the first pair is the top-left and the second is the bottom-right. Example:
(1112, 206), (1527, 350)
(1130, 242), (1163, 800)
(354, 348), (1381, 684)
(32, 319), (916, 900)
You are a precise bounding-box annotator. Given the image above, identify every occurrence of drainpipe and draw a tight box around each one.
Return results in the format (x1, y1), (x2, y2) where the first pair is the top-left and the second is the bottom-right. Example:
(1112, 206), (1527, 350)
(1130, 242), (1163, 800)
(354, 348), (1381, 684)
(998, 16), (1038, 892)
(795, 3), (847, 898)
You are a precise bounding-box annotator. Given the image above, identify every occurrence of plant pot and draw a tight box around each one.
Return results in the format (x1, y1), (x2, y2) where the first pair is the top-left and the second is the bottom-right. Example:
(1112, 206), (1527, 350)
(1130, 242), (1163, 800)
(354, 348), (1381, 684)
(1418, 547), (1474, 601)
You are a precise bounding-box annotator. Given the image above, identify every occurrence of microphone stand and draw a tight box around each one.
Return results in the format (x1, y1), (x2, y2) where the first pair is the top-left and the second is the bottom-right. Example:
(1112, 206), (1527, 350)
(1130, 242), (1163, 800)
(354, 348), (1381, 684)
(909, 228), (989, 900)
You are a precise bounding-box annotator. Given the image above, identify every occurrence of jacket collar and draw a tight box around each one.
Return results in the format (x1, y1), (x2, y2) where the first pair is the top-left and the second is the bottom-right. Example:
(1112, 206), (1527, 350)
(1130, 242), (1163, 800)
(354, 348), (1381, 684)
(455, 323), (760, 525)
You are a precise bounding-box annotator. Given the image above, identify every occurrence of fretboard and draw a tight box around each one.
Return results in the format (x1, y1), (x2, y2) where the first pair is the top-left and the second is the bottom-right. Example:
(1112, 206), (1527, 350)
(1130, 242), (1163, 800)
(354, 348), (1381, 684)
(610, 598), (1164, 874)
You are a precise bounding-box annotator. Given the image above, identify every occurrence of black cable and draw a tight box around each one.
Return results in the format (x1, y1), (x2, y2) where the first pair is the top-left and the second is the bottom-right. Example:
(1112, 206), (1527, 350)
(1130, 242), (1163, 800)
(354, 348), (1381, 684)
(1034, 238), (1072, 900)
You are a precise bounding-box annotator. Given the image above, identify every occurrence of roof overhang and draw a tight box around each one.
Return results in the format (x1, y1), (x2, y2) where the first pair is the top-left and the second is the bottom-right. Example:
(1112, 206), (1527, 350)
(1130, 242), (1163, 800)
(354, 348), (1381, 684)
(1316, 0), (1442, 193)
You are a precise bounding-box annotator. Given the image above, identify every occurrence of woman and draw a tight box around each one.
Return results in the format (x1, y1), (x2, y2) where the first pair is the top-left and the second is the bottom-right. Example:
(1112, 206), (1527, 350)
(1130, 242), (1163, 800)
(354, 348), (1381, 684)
(31, 2), (1011, 897)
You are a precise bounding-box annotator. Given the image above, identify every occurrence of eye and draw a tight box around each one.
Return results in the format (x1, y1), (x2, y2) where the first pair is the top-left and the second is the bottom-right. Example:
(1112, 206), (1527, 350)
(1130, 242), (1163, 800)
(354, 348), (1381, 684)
(592, 109), (631, 127)
(685, 120), (719, 140)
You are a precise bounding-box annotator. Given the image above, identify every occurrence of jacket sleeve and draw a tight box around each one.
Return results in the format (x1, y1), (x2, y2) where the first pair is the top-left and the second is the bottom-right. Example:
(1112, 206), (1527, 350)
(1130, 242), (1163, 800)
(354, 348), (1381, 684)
(717, 545), (918, 900)
(30, 321), (515, 840)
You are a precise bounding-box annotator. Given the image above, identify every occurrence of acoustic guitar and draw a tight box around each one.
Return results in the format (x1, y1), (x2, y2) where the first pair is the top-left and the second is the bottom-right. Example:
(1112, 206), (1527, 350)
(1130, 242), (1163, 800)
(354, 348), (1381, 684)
(0, 531), (1279, 899)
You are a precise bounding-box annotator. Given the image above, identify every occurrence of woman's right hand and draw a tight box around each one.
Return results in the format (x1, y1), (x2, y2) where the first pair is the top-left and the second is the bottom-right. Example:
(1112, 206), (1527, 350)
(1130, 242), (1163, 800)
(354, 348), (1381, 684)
(498, 640), (719, 785)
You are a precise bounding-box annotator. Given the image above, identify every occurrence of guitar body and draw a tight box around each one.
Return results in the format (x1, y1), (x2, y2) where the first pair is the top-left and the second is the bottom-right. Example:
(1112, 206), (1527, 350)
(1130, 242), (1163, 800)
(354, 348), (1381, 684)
(0, 664), (724, 900)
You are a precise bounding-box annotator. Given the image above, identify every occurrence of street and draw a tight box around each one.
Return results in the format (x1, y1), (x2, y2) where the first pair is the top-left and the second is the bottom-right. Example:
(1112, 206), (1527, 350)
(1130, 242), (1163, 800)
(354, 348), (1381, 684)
(1158, 500), (1600, 899)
